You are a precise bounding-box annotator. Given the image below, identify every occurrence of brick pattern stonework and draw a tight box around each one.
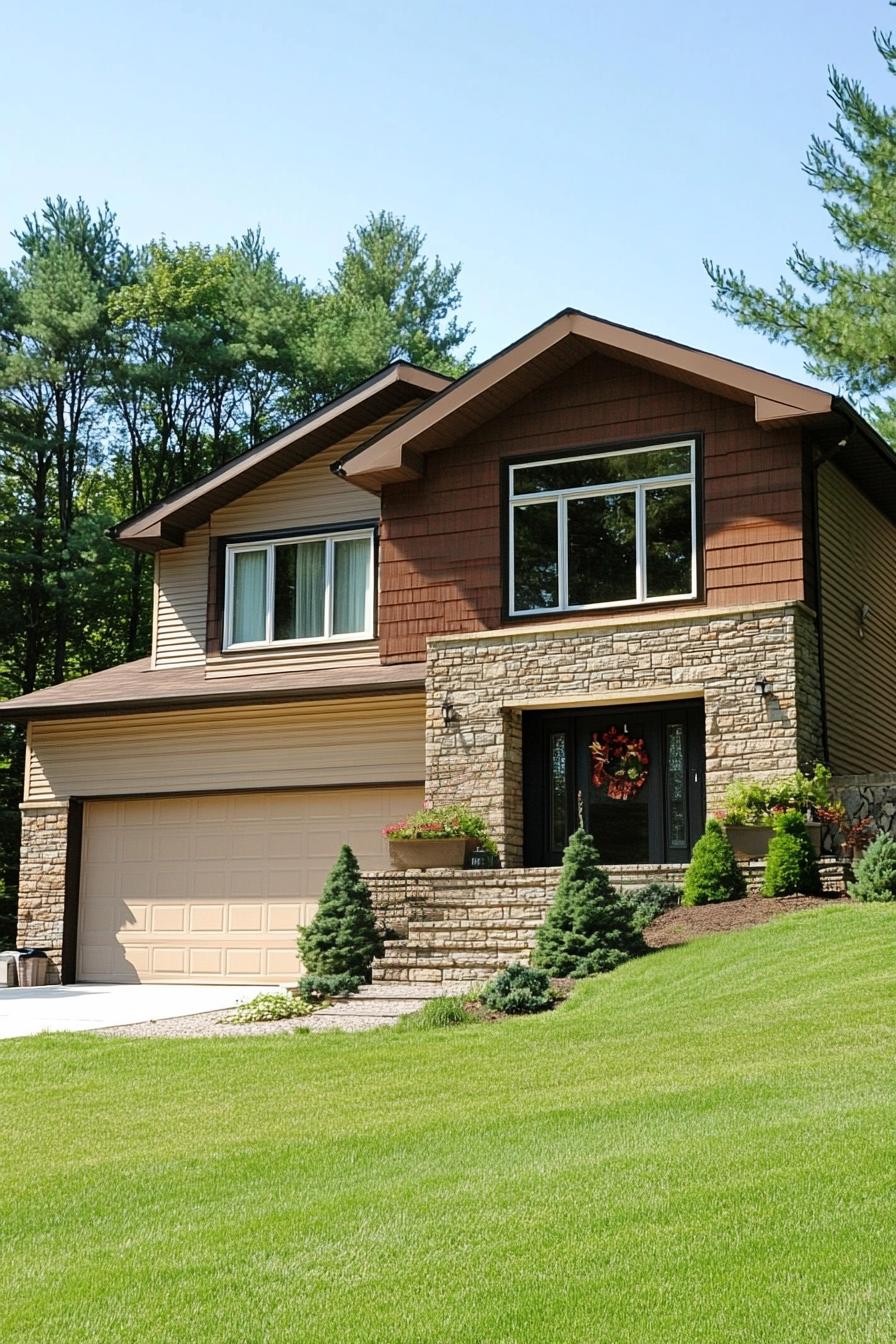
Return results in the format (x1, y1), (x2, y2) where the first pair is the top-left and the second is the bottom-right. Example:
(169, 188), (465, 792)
(17, 806), (69, 983)
(366, 859), (847, 983)
(424, 602), (823, 865)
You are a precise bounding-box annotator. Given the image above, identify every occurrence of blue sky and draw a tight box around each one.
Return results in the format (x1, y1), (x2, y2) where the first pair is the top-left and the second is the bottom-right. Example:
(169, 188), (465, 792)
(2, 0), (890, 386)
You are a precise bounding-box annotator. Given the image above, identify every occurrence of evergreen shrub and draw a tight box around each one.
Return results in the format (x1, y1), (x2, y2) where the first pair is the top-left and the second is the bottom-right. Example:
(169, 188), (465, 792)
(532, 829), (645, 977)
(682, 819), (747, 906)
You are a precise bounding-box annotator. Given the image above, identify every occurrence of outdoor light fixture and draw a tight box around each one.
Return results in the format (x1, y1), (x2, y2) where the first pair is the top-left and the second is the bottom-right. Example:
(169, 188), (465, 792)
(441, 694), (457, 729)
(754, 676), (771, 699)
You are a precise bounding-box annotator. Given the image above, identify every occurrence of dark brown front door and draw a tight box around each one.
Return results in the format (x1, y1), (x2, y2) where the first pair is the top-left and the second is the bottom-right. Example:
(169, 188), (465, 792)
(522, 701), (705, 866)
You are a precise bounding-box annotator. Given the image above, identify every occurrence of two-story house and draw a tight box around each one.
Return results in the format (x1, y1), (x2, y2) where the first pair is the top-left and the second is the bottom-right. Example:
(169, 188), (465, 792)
(4, 310), (896, 985)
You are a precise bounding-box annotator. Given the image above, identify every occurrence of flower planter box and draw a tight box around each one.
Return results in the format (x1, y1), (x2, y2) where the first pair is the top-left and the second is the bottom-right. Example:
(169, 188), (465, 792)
(724, 824), (775, 860)
(388, 837), (476, 871)
(725, 821), (823, 860)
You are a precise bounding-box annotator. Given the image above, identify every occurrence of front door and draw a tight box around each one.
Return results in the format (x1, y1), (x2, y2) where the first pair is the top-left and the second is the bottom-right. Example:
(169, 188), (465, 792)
(522, 701), (705, 866)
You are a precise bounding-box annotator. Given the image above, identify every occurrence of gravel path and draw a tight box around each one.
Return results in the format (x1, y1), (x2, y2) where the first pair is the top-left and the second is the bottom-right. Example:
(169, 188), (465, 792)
(98, 984), (447, 1039)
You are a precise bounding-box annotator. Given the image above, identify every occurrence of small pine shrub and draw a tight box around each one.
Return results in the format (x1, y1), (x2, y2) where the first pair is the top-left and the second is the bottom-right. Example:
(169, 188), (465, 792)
(298, 844), (384, 981)
(763, 810), (822, 897)
(848, 832), (896, 901)
(227, 993), (313, 1024)
(683, 819), (747, 906)
(481, 963), (554, 1014)
(296, 972), (362, 1003)
(623, 882), (682, 931)
(533, 828), (646, 977)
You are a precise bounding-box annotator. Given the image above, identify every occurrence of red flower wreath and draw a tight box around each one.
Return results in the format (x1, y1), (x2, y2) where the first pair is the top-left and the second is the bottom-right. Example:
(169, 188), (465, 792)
(590, 726), (650, 801)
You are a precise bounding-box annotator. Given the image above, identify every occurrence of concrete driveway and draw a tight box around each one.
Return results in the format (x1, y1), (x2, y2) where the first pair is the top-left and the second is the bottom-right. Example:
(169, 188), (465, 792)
(0, 984), (258, 1039)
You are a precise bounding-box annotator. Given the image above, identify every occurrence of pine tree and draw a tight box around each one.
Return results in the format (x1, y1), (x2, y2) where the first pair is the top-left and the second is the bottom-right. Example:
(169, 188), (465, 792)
(763, 811), (822, 897)
(848, 831), (896, 901)
(298, 845), (384, 981)
(705, 26), (896, 442)
(683, 819), (747, 906)
(532, 829), (645, 978)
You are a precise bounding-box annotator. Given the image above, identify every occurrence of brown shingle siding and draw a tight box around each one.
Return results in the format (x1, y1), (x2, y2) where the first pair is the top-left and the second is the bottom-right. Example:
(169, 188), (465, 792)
(378, 352), (808, 662)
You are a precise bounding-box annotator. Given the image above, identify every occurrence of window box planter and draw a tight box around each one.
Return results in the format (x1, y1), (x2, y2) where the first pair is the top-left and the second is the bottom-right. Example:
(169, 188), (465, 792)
(388, 837), (477, 871)
(724, 821), (822, 860)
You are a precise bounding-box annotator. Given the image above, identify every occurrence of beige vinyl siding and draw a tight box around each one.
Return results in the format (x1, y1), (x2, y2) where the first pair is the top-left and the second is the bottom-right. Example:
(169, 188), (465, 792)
(151, 408), (414, 672)
(26, 692), (424, 803)
(209, 436), (386, 536)
(153, 528), (210, 669)
(204, 641), (381, 679)
(818, 462), (896, 772)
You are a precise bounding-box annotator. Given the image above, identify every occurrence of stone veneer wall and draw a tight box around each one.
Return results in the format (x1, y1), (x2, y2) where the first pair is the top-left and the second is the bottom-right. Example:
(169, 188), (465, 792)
(17, 805), (69, 983)
(833, 772), (896, 839)
(425, 602), (823, 865)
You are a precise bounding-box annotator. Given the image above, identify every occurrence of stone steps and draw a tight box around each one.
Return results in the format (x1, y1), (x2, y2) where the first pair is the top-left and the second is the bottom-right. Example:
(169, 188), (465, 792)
(305, 980), (454, 1031)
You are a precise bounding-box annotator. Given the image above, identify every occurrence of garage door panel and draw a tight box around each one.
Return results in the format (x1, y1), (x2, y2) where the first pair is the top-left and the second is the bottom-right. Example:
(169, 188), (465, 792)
(77, 784), (421, 984)
(189, 948), (224, 977)
(267, 903), (302, 932)
(150, 904), (186, 932)
(188, 904), (226, 932)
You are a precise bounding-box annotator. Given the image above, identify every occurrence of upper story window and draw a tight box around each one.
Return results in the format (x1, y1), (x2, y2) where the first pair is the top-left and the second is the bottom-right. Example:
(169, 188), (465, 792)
(508, 439), (697, 616)
(224, 527), (374, 650)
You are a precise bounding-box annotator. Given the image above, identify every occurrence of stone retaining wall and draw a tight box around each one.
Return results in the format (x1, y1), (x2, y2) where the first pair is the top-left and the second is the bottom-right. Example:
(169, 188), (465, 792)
(367, 857), (847, 983)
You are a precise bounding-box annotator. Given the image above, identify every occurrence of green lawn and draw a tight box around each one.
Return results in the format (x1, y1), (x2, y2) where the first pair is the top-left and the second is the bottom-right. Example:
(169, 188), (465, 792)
(2, 905), (894, 1344)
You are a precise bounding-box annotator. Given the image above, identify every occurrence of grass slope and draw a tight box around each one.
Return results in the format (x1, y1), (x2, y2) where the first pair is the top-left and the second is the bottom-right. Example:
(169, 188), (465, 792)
(1, 906), (894, 1344)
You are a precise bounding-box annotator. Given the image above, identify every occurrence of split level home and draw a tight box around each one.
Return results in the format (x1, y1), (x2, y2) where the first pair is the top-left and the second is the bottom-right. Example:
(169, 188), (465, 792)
(4, 310), (896, 985)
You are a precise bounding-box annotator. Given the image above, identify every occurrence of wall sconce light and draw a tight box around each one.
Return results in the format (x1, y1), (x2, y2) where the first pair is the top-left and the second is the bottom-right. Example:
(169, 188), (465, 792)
(754, 675), (771, 699)
(441, 694), (457, 730)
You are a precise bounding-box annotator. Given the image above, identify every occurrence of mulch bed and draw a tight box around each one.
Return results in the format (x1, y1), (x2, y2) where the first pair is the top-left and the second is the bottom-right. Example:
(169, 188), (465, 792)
(644, 893), (850, 949)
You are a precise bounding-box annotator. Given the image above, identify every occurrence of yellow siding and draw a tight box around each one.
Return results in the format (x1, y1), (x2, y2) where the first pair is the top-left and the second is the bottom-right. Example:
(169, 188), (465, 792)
(26, 693), (425, 803)
(818, 463), (896, 772)
(154, 528), (209, 668)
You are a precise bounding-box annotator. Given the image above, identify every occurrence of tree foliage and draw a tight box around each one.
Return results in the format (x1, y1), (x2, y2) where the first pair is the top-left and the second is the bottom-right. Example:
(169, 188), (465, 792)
(682, 820), (746, 906)
(532, 828), (645, 978)
(705, 25), (896, 442)
(762, 811), (822, 898)
(0, 200), (473, 907)
(848, 831), (896, 901)
(298, 845), (384, 981)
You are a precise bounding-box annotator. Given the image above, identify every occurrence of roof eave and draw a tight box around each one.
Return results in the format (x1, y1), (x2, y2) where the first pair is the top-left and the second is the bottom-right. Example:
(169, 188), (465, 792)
(112, 363), (452, 552)
(337, 310), (838, 485)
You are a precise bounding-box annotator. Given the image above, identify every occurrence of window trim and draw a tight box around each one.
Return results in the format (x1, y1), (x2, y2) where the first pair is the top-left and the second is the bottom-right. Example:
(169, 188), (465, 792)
(222, 525), (376, 651)
(506, 437), (699, 618)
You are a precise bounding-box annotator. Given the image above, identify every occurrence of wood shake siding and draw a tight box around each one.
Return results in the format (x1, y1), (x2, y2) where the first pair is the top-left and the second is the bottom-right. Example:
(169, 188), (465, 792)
(817, 462), (896, 773)
(25, 693), (425, 803)
(378, 353), (808, 661)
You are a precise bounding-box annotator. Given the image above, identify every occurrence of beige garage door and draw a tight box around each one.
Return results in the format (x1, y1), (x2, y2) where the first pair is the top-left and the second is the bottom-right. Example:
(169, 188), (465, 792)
(77, 785), (422, 984)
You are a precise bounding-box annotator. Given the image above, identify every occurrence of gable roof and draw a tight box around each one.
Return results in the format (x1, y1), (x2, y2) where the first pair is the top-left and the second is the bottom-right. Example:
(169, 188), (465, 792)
(333, 309), (840, 491)
(112, 361), (452, 552)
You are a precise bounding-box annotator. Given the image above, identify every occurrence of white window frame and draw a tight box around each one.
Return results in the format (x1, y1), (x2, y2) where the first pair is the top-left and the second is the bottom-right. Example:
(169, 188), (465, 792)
(508, 440), (697, 617)
(223, 527), (375, 651)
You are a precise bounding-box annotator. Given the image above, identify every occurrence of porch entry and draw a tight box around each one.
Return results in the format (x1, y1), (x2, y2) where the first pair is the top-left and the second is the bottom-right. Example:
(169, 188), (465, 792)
(522, 700), (705, 865)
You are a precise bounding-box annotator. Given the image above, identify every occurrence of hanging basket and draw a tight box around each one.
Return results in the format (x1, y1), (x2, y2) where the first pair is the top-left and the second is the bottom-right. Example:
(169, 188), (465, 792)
(590, 726), (649, 801)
